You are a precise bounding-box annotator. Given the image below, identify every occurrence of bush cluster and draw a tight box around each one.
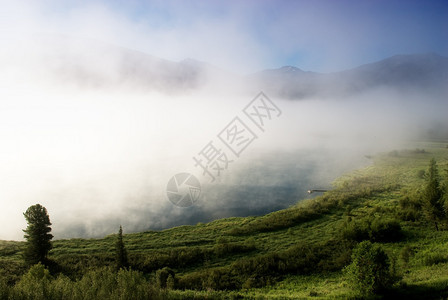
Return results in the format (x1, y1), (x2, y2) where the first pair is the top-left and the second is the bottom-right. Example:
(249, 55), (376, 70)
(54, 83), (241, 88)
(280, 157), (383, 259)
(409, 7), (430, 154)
(340, 216), (403, 243)
(129, 241), (255, 273)
(178, 239), (353, 291)
(397, 194), (422, 221)
(0, 264), (167, 300)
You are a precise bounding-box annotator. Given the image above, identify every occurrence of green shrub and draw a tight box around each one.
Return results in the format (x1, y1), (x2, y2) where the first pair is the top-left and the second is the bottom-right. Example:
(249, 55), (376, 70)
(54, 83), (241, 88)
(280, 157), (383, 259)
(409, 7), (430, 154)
(421, 252), (448, 266)
(340, 217), (370, 242)
(73, 267), (117, 299)
(177, 271), (204, 290)
(340, 216), (402, 243)
(9, 266), (165, 300)
(0, 277), (10, 300)
(54, 253), (114, 278)
(114, 268), (155, 299)
(201, 268), (240, 290)
(166, 274), (175, 290)
(370, 218), (403, 242)
(156, 267), (175, 289)
(414, 148), (426, 154)
(400, 245), (414, 267)
(13, 263), (53, 300)
(0, 260), (26, 285)
(396, 190), (422, 222)
(344, 241), (398, 297)
(213, 239), (255, 257)
(131, 247), (211, 273)
(417, 170), (426, 179)
(48, 274), (73, 299)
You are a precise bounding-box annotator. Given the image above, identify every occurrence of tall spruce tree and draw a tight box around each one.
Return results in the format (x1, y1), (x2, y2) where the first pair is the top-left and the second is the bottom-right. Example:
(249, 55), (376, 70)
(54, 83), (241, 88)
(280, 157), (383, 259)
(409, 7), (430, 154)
(23, 204), (53, 266)
(115, 225), (128, 270)
(423, 158), (444, 230)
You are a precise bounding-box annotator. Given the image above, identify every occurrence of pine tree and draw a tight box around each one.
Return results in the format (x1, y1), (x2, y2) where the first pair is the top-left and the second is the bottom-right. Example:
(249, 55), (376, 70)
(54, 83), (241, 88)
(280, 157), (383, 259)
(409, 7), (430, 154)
(115, 225), (128, 270)
(422, 158), (444, 230)
(23, 204), (53, 266)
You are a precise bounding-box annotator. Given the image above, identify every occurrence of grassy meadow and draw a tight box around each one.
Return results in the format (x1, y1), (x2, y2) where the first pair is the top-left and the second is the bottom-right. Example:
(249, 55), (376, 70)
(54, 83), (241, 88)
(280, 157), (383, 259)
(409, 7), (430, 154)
(1, 142), (448, 299)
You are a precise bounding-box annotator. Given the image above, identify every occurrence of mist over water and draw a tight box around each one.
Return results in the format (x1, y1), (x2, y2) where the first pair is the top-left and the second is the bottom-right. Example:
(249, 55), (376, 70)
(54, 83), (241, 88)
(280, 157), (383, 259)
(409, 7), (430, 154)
(1, 36), (447, 240)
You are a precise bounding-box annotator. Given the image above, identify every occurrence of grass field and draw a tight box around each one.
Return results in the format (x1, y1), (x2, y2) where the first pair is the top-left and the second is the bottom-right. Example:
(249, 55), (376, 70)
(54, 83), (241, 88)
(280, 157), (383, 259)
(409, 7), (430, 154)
(1, 142), (448, 299)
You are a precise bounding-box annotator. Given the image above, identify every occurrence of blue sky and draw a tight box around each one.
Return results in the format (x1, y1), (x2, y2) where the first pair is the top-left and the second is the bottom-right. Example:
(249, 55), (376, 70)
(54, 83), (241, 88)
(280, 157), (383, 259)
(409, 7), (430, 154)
(2, 0), (448, 73)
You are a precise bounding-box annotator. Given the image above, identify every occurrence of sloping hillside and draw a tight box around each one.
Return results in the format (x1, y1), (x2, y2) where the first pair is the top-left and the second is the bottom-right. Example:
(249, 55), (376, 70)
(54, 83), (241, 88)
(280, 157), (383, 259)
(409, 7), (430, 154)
(1, 142), (448, 299)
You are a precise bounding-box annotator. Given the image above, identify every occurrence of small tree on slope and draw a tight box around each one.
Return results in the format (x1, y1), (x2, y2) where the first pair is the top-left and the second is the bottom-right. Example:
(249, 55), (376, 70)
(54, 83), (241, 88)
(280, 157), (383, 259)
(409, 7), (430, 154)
(422, 158), (444, 230)
(344, 241), (396, 296)
(23, 204), (53, 266)
(115, 225), (128, 270)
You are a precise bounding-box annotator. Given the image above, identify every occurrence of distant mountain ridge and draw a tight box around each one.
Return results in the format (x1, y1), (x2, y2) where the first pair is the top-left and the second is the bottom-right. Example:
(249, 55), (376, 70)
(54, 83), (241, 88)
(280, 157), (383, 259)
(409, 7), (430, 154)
(250, 53), (448, 99)
(19, 37), (448, 99)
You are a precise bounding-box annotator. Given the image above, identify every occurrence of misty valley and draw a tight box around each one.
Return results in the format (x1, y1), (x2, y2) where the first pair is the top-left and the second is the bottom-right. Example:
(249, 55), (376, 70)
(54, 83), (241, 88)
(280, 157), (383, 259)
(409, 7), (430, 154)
(2, 144), (448, 299)
(1, 18), (448, 298)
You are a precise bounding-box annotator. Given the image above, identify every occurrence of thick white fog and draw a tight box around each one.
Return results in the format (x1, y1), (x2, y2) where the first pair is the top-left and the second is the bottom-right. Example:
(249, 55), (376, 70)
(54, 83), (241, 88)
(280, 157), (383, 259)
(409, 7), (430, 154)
(1, 38), (446, 240)
(1, 2), (447, 240)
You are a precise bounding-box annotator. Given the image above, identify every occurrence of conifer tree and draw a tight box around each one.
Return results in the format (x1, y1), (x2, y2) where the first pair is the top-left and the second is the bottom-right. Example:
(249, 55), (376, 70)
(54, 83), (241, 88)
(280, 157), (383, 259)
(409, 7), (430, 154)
(422, 158), (444, 230)
(115, 225), (128, 270)
(23, 204), (53, 266)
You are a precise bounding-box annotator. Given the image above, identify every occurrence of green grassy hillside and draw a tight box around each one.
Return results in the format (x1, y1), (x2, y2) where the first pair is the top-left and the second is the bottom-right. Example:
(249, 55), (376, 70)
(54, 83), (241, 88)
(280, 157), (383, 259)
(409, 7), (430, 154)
(1, 143), (448, 299)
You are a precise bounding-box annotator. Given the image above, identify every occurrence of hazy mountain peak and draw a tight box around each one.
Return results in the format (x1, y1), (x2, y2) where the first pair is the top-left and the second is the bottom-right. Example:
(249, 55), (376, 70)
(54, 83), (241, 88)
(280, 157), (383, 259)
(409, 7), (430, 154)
(179, 58), (208, 67)
(250, 53), (448, 100)
(279, 66), (305, 73)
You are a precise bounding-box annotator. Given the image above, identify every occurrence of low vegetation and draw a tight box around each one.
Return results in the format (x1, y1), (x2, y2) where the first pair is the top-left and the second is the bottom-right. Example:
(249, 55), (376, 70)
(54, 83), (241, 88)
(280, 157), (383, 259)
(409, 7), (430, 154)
(1, 142), (448, 299)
